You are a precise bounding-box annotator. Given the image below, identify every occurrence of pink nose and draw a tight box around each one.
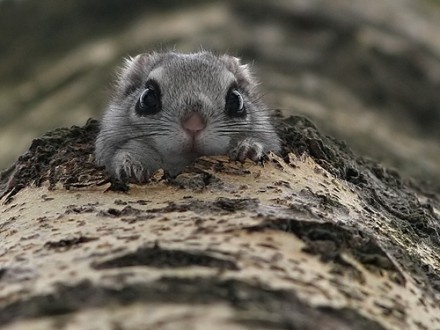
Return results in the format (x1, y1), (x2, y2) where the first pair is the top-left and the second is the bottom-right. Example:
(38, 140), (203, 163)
(182, 113), (206, 136)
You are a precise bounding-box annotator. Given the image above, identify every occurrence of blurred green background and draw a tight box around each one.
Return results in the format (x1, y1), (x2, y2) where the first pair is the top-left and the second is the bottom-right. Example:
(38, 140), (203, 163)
(0, 0), (439, 186)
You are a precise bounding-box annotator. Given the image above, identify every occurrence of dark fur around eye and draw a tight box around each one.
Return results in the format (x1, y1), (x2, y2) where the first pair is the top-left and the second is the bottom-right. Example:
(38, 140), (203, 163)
(135, 80), (161, 116)
(225, 85), (246, 118)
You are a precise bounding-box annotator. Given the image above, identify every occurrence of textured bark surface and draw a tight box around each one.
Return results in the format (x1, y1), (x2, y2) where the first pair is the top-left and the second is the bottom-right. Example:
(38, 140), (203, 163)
(0, 117), (439, 329)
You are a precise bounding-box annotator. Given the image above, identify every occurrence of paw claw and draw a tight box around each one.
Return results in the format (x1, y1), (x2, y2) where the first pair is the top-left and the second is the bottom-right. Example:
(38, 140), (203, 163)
(230, 139), (264, 163)
(115, 155), (149, 183)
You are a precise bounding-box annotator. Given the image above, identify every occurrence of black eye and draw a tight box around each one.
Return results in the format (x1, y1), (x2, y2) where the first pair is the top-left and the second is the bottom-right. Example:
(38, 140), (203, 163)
(135, 81), (161, 116)
(225, 87), (246, 117)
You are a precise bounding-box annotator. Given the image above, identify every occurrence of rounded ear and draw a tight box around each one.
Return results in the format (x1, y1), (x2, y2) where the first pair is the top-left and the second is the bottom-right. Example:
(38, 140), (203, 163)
(115, 54), (153, 98)
(219, 55), (256, 90)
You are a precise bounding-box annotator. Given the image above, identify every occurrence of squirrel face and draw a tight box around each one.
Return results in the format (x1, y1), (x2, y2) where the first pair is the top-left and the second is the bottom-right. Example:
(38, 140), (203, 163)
(95, 52), (280, 182)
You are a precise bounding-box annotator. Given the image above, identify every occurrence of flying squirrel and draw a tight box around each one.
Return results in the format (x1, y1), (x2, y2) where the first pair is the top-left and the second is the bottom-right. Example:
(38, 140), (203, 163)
(95, 51), (281, 182)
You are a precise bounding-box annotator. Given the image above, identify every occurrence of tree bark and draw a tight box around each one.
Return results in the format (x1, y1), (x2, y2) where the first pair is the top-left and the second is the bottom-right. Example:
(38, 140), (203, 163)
(0, 117), (439, 329)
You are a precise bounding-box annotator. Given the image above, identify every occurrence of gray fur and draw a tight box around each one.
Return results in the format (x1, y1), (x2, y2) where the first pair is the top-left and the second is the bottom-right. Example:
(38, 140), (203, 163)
(95, 51), (281, 182)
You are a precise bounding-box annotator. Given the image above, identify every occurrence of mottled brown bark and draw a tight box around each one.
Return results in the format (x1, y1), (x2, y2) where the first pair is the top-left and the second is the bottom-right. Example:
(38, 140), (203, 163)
(0, 117), (438, 329)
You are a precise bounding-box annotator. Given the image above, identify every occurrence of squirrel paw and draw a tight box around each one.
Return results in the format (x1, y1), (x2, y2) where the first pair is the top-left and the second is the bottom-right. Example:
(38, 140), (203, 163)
(114, 154), (149, 183)
(229, 139), (264, 163)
